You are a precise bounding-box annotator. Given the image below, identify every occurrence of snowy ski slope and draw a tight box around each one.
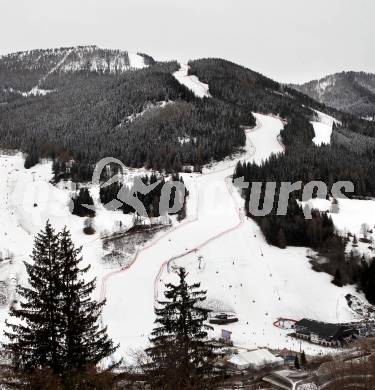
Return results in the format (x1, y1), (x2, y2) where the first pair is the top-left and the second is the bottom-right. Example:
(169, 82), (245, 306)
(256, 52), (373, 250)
(100, 114), (361, 358)
(0, 113), (366, 360)
(173, 64), (211, 98)
(311, 110), (339, 146)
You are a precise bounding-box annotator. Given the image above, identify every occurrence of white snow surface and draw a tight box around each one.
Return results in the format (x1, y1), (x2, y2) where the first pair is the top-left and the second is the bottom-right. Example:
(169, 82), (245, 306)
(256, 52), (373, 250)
(311, 110), (338, 146)
(0, 113), (364, 362)
(246, 114), (284, 164)
(125, 101), (173, 124)
(302, 197), (375, 259)
(302, 197), (375, 238)
(57, 46), (146, 73)
(21, 86), (55, 97)
(173, 64), (211, 98)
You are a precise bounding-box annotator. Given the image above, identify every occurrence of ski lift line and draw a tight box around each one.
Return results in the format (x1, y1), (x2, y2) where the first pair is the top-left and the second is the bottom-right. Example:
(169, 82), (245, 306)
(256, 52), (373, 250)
(154, 175), (245, 304)
(248, 223), (282, 301)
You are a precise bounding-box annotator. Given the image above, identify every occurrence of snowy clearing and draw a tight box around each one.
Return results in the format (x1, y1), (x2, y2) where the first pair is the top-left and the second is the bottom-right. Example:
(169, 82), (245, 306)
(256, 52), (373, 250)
(245, 114), (284, 164)
(311, 110), (338, 146)
(302, 197), (375, 238)
(173, 64), (211, 98)
(125, 101), (173, 124)
(302, 197), (375, 258)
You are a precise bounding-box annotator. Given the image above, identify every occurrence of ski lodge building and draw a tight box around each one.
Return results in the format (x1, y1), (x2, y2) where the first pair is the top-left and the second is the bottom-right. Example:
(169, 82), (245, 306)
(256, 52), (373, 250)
(293, 319), (355, 347)
(228, 348), (284, 371)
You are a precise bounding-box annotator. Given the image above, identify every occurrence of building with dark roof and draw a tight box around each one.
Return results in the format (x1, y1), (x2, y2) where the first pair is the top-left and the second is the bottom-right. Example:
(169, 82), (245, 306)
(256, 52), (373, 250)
(293, 319), (354, 347)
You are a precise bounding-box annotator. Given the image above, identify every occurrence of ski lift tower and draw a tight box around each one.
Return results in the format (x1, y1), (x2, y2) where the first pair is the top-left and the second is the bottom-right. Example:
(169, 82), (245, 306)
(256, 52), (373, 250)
(198, 256), (203, 270)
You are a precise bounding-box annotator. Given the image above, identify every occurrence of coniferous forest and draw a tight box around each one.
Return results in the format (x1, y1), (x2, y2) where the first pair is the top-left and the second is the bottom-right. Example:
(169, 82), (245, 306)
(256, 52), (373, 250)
(0, 55), (251, 177)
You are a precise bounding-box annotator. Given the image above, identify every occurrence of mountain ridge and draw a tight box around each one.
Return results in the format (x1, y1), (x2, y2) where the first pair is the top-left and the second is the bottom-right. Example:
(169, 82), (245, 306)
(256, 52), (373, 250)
(291, 71), (375, 118)
(0, 45), (154, 100)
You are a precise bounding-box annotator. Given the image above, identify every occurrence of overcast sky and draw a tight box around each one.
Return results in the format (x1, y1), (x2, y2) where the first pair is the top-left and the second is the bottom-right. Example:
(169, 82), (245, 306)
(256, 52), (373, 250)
(0, 0), (373, 83)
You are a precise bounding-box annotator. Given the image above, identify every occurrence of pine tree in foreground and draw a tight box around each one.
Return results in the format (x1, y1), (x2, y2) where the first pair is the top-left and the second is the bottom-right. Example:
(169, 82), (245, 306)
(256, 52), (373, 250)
(2, 222), (118, 389)
(58, 227), (118, 386)
(4, 222), (62, 373)
(144, 267), (223, 390)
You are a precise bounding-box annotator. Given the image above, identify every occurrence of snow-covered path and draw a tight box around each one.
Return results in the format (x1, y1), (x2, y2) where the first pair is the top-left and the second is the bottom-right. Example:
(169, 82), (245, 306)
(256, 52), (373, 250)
(173, 64), (211, 98)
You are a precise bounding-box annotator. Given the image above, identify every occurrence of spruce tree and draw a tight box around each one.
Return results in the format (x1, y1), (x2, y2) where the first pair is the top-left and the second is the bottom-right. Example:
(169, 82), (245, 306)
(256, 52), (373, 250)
(362, 259), (375, 304)
(144, 268), (220, 390)
(4, 222), (117, 387)
(58, 228), (118, 383)
(71, 188), (95, 218)
(4, 222), (63, 373)
(333, 269), (343, 287)
(300, 350), (307, 366)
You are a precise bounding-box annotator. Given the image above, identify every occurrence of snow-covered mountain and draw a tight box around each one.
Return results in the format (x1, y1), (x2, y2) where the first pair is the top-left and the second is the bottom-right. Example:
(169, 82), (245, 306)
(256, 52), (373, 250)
(0, 45), (151, 73)
(0, 45), (153, 98)
(291, 71), (375, 118)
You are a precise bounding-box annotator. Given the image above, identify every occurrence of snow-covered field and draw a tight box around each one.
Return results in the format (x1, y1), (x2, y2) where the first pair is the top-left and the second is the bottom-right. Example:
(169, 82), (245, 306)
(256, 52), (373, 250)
(302, 197), (375, 258)
(303, 197), (375, 239)
(311, 110), (338, 146)
(0, 112), (368, 361)
(245, 114), (284, 164)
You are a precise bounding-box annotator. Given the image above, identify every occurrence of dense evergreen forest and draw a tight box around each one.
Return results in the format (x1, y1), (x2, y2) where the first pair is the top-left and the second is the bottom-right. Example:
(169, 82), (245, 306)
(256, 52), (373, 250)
(188, 58), (375, 137)
(0, 51), (254, 177)
(291, 71), (375, 118)
(2, 52), (374, 179)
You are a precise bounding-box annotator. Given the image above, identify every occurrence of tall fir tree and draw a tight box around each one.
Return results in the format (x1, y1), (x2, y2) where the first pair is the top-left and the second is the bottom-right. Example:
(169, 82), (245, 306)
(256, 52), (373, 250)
(333, 268), (343, 287)
(4, 222), (62, 373)
(144, 268), (221, 390)
(58, 227), (118, 384)
(3, 222), (117, 388)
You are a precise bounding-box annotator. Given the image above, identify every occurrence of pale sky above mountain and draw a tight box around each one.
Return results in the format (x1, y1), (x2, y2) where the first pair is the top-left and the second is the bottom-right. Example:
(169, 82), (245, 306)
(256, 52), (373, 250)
(0, 0), (373, 83)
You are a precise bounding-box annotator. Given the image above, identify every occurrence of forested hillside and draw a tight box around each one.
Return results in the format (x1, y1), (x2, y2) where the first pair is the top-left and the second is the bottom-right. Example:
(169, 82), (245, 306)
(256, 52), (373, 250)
(188, 59), (375, 194)
(291, 71), (375, 118)
(189, 59), (375, 137)
(0, 50), (255, 178)
(2, 52), (375, 181)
